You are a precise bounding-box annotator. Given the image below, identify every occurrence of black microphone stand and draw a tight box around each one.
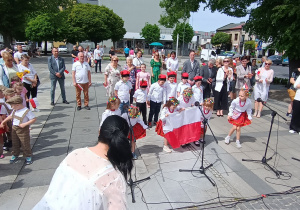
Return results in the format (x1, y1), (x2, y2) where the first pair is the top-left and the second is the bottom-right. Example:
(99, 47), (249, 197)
(242, 100), (287, 177)
(125, 107), (150, 203)
(179, 104), (218, 186)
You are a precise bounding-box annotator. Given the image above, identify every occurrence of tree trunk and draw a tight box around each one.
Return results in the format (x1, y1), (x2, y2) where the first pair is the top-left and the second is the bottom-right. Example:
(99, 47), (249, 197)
(3, 33), (12, 48)
(289, 58), (300, 78)
(44, 41), (48, 55)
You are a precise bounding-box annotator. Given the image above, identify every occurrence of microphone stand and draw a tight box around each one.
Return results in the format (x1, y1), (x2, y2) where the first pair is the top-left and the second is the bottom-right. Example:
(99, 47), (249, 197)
(242, 100), (287, 177)
(125, 107), (150, 203)
(179, 104), (218, 187)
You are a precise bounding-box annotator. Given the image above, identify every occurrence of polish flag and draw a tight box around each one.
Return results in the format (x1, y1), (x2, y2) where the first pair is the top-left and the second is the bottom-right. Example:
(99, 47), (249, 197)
(64, 69), (69, 74)
(77, 84), (83, 90)
(163, 107), (202, 148)
(29, 98), (39, 108)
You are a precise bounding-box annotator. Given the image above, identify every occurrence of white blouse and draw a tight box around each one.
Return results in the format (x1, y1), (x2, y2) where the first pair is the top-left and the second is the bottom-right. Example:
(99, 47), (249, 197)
(100, 109), (121, 128)
(178, 95), (196, 108)
(121, 113), (148, 129)
(215, 67), (233, 92)
(192, 85), (203, 103)
(164, 81), (177, 103)
(160, 107), (180, 121)
(33, 148), (127, 210)
(228, 98), (252, 120)
(166, 57), (179, 72)
(18, 63), (37, 84)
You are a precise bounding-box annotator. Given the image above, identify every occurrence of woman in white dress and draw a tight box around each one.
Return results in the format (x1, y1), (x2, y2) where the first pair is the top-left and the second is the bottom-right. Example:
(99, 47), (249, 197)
(104, 56), (122, 96)
(34, 115), (133, 210)
(253, 59), (274, 118)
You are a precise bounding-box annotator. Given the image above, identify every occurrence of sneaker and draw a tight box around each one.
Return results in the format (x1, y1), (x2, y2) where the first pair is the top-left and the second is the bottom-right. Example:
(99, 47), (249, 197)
(77, 106), (82, 111)
(0, 154), (4, 159)
(236, 141), (242, 148)
(25, 157), (33, 165)
(288, 114), (292, 118)
(224, 136), (230, 144)
(63, 100), (69, 104)
(286, 112), (290, 116)
(132, 153), (138, 160)
(3, 146), (8, 151)
(163, 145), (172, 153)
(10, 155), (18, 164)
(194, 141), (200, 147)
(289, 130), (296, 133)
(84, 106), (91, 110)
(32, 108), (40, 112)
(148, 122), (152, 128)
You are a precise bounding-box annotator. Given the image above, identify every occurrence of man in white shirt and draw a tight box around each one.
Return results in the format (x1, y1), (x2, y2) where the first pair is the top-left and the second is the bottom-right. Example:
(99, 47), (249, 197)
(93, 45), (103, 73)
(48, 47), (69, 106)
(72, 52), (92, 111)
(14, 45), (28, 64)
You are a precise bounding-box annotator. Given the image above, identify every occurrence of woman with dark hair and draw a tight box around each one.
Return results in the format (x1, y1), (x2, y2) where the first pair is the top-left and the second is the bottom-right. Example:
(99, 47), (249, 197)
(166, 51), (179, 82)
(34, 115), (133, 209)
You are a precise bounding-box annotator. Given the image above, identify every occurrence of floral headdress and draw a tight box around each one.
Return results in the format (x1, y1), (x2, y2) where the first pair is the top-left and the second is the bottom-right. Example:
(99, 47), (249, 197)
(241, 87), (251, 97)
(107, 96), (117, 104)
(128, 105), (141, 118)
(169, 97), (179, 106)
(204, 98), (214, 104)
(183, 87), (193, 98)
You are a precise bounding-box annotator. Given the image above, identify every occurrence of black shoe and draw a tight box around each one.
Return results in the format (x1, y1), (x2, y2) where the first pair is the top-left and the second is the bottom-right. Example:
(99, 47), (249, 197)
(63, 100), (69, 104)
(50, 102), (54, 106)
(194, 141), (200, 147)
(84, 106), (90, 110)
(77, 106), (82, 111)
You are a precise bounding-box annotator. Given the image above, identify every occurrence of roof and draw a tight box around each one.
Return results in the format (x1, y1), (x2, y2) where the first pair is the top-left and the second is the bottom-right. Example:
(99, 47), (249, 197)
(216, 22), (245, 31)
(123, 32), (173, 41)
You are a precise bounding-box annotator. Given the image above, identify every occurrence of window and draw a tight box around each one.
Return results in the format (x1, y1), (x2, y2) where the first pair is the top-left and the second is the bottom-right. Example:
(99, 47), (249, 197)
(234, 34), (238, 41)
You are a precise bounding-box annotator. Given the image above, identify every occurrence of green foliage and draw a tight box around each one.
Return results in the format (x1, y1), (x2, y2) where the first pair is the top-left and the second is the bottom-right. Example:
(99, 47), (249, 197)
(244, 40), (255, 51)
(140, 23), (161, 44)
(211, 32), (231, 46)
(172, 23), (194, 43)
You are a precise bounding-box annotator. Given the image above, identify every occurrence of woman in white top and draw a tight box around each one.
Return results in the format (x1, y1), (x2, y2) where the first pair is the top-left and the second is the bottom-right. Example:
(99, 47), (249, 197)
(104, 56), (122, 97)
(18, 54), (38, 108)
(253, 59), (274, 118)
(34, 115), (133, 210)
(0, 52), (18, 87)
(214, 58), (233, 116)
(166, 51), (179, 82)
(289, 76), (300, 134)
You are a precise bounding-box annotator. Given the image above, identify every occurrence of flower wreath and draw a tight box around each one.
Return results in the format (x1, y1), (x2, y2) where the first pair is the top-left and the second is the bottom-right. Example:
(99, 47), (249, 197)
(169, 97), (179, 106)
(128, 105), (141, 118)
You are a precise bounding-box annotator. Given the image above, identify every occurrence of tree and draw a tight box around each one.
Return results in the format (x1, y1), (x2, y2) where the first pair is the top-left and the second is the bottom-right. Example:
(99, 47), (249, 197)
(172, 23), (194, 44)
(159, 0), (300, 76)
(0, 0), (74, 47)
(67, 4), (126, 46)
(140, 23), (161, 44)
(211, 32), (231, 48)
(244, 40), (255, 51)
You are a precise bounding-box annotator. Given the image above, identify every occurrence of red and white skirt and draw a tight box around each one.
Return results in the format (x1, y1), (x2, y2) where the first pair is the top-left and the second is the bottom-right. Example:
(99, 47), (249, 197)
(228, 112), (251, 127)
(128, 123), (146, 140)
(155, 120), (165, 137)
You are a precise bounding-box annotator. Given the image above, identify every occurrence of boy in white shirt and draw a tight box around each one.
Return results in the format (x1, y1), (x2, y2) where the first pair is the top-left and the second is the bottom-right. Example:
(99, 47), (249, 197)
(164, 71), (177, 103)
(147, 74), (166, 127)
(115, 70), (132, 114)
(177, 72), (191, 97)
(0, 96), (36, 165)
(133, 80), (148, 124)
(192, 76), (204, 104)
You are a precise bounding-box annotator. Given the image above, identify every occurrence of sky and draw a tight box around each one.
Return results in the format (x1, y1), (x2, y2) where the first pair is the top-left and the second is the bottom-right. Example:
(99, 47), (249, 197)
(189, 5), (249, 32)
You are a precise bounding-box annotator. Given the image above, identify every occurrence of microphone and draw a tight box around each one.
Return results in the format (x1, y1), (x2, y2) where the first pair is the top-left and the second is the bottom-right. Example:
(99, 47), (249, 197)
(256, 98), (266, 104)
(194, 101), (200, 107)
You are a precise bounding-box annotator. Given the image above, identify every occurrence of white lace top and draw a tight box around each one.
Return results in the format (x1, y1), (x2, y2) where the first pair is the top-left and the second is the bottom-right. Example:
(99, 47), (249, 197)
(33, 148), (127, 210)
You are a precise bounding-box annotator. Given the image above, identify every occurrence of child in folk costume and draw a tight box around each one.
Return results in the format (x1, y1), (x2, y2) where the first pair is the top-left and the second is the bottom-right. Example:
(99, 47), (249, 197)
(114, 70), (132, 114)
(136, 64), (151, 91)
(225, 88), (252, 148)
(99, 97), (121, 133)
(122, 105), (148, 160)
(156, 97), (182, 153)
(199, 99), (214, 143)
(0, 96), (36, 165)
(177, 72), (191, 97)
(178, 87), (196, 109)
(147, 74), (166, 127)
(192, 76), (204, 104)
(133, 80), (148, 124)
(164, 71), (177, 103)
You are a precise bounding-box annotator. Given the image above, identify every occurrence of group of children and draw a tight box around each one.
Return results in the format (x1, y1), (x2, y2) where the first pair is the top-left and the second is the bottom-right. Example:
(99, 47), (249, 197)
(0, 78), (36, 164)
(99, 68), (254, 158)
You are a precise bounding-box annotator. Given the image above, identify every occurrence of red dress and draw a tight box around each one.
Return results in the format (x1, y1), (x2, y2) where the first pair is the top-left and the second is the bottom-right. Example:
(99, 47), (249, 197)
(128, 123), (146, 140)
(228, 112), (251, 127)
(155, 120), (164, 137)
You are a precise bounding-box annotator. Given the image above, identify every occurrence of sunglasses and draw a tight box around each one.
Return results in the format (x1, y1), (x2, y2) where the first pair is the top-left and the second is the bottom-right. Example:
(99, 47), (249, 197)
(113, 60), (118, 62)
(223, 60), (229, 63)
(265, 63), (271, 65)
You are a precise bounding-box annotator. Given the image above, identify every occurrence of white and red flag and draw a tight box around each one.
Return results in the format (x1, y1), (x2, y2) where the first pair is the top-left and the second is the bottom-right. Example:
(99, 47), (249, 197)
(77, 84), (83, 90)
(163, 107), (202, 148)
(29, 98), (39, 109)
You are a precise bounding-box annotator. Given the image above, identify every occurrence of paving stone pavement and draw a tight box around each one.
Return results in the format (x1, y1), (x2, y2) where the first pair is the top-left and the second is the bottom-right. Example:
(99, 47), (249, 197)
(0, 56), (300, 209)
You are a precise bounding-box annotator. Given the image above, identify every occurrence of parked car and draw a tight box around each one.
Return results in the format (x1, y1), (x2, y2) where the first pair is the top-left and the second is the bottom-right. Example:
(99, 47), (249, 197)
(268, 55), (282, 65)
(282, 57), (289, 66)
(14, 42), (31, 51)
(200, 49), (216, 62)
(58, 45), (68, 53)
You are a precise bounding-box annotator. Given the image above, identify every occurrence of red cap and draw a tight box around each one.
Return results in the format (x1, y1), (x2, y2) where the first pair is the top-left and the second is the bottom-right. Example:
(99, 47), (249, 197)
(120, 70), (130, 76)
(140, 80), (148, 87)
(194, 76), (203, 82)
(158, 74), (167, 80)
(167, 71), (176, 77)
(182, 72), (189, 79)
